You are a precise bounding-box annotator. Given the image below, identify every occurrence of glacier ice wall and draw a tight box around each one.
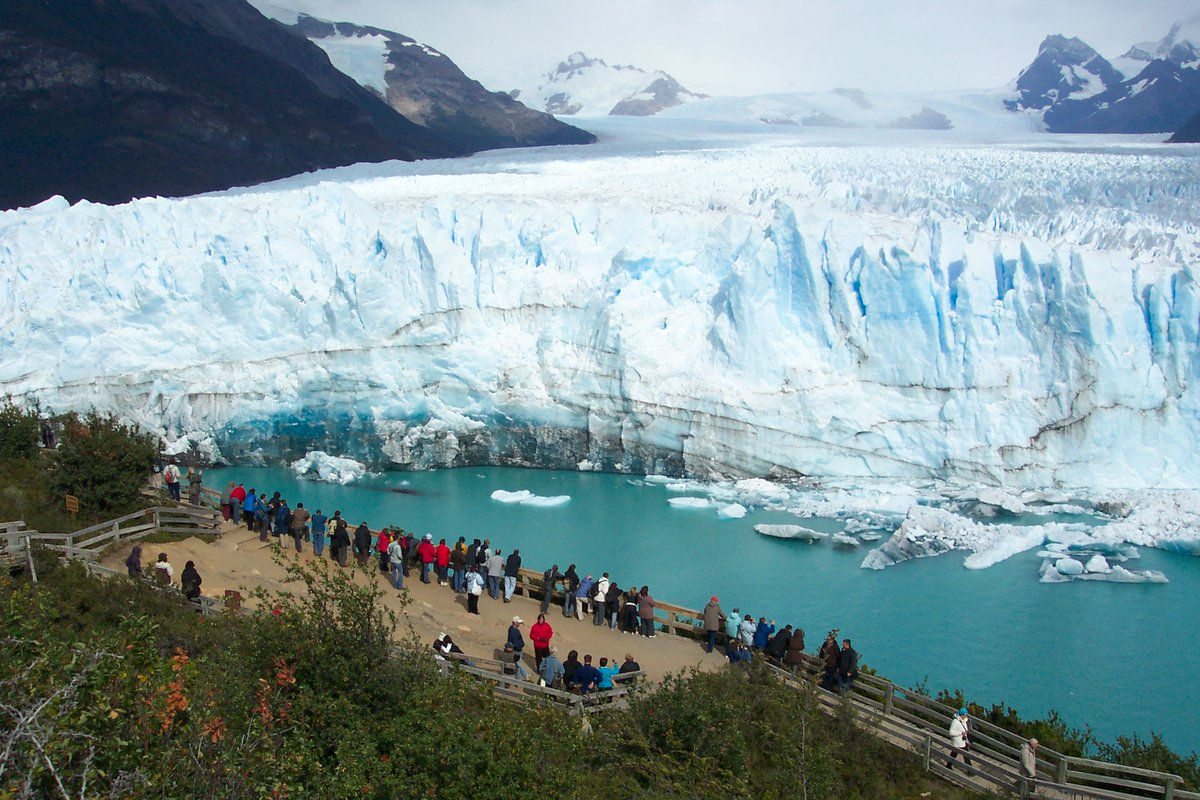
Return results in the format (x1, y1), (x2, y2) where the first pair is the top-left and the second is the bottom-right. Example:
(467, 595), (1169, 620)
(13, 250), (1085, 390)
(1, 140), (1198, 487)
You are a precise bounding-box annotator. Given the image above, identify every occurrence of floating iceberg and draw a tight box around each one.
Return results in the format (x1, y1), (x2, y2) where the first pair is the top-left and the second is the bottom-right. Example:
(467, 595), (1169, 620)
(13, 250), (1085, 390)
(754, 524), (828, 542)
(668, 497), (712, 509)
(718, 503), (748, 519)
(831, 533), (861, 548)
(290, 451), (368, 485)
(490, 489), (570, 507)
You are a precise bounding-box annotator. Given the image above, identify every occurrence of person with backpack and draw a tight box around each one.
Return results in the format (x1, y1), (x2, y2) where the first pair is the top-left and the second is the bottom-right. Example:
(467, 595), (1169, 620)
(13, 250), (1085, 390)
(181, 560), (202, 601)
(562, 565), (579, 618)
(163, 462), (181, 502)
(539, 564), (561, 615)
(576, 573), (595, 620)
(465, 565), (484, 614)
(592, 573), (610, 625)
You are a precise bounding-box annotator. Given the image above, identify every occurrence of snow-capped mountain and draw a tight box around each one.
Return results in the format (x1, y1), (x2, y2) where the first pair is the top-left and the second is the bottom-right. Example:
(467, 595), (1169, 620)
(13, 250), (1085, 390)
(511, 52), (704, 117)
(0, 0), (456, 210)
(1007, 17), (1200, 134)
(1170, 109), (1200, 142)
(2, 121), (1198, 490)
(249, 2), (594, 150)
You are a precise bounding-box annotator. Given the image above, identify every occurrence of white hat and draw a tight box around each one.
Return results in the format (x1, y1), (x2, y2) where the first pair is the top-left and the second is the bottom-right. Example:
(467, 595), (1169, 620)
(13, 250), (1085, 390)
(512, 616), (524, 624)
(424, 533), (432, 540)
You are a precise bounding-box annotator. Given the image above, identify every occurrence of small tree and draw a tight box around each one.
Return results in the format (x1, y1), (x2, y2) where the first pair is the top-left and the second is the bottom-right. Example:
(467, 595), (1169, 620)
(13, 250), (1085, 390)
(51, 411), (156, 514)
(0, 399), (40, 460)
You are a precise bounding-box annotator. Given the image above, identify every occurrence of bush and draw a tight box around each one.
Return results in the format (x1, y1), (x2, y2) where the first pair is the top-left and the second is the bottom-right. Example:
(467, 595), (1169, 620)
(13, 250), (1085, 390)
(0, 400), (40, 460)
(50, 410), (156, 516)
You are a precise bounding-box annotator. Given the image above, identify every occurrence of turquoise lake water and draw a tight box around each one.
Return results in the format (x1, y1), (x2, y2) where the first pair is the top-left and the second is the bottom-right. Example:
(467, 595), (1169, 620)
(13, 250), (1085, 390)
(207, 465), (1199, 754)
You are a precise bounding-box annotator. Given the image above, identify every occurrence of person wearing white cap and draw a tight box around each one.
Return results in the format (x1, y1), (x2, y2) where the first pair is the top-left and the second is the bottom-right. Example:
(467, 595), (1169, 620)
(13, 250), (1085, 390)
(1019, 738), (1039, 798)
(946, 708), (973, 771)
(506, 616), (527, 677)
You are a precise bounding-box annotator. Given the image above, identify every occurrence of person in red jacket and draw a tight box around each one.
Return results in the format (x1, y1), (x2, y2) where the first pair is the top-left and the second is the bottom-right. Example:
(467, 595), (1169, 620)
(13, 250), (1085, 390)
(417, 534), (436, 584)
(530, 613), (554, 671)
(377, 528), (392, 574)
(229, 483), (247, 525)
(435, 538), (451, 586)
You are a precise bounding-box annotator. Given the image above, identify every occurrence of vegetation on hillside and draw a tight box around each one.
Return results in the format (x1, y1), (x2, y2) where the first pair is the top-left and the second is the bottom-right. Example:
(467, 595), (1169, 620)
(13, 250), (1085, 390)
(0, 400), (156, 530)
(0, 556), (973, 800)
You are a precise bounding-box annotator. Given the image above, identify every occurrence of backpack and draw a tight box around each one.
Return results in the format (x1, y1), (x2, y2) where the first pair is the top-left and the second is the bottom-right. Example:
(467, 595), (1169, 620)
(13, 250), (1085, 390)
(588, 581), (601, 599)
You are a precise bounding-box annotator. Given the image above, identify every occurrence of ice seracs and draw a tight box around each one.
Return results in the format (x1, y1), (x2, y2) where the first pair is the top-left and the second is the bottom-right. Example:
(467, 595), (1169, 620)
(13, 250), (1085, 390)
(290, 451), (369, 484)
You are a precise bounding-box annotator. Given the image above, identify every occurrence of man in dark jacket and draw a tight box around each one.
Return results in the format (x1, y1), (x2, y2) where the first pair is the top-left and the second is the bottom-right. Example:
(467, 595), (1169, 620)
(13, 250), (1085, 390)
(766, 624), (793, 660)
(504, 549), (522, 602)
(702, 596), (726, 653)
(837, 639), (859, 693)
(353, 522), (372, 567)
(506, 616), (526, 675)
(539, 564), (561, 615)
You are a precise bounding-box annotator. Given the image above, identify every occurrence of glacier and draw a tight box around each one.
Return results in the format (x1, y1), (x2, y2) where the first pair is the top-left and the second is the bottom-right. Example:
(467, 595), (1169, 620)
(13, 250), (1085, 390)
(1, 119), (1199, 499)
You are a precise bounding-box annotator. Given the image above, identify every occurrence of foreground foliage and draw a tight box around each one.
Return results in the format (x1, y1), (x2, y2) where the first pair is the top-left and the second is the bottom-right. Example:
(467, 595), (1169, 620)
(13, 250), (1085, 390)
(0, 557), (972, 800)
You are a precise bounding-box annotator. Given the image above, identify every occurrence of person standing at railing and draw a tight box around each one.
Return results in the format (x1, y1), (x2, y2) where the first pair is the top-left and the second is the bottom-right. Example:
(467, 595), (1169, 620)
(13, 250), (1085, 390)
(785, 627), (806, 675)
(377, 528), (392, 575)
(539, 564), (561, 615)
(354, 522), (372, 568)
(387, 534), (404, 591)
(255, 493), (269, 540)
(637, 586), (656, 638)
(310, 508), (327, 557)
(622, 587), (639, 634)
(502, 549), (520, 600)
(437, 538), (453, 588)
(739, 614), (757, 647)
(242, 489), (258, 532)
(230, 483), (246, 525)
(576, 573), (594, 620)
(818, 632), (839, 690)
(837, 639), (859, 694)
(605, 581), (622, 629)
(946, 708), (973, 771)
(753, 617), (775, 651)
(592, 573), (610, 625)
(765, 624), (792, 660)
(220, 481), (235, 522)
(1019, 738), (1039, 798)
(702, 596), (726, 653)
(332, 514), (350, 566)
(485, 548), (504, 598)
(290, 503), (309, 554)
(418, 534), (436, 584)
(186, 468), (203, 505)
(450, 538), (467, 593)
(561, 565), (580, 618)
(725, 608), (741, 642)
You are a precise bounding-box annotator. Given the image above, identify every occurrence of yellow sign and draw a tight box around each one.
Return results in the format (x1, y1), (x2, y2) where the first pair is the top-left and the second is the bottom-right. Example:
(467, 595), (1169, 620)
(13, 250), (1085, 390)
(64, 495), (79, 514)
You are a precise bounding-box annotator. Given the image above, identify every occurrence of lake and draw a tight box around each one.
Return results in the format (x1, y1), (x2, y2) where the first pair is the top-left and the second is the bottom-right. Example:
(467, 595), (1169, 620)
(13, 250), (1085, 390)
(206, 464), (1199, 754)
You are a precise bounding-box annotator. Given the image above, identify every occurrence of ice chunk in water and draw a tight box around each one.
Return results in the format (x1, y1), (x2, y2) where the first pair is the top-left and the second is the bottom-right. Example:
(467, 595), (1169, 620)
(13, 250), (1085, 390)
(1055, 557), (1085, 575)
(1084, 555), (1111, 574)
(718, 503), (747, 519)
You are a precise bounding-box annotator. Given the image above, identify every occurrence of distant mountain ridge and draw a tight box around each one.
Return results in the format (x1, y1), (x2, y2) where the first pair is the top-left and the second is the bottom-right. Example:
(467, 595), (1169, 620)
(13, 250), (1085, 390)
(511, 52), (705, 117)
(1006, 17), (1200, 134)
(249, 2), (594, 151)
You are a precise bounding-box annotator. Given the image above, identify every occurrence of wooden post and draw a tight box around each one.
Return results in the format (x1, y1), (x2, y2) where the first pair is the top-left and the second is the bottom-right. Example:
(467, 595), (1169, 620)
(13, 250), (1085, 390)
(1056, 756), (1068, 784)
(922, 735), (932, 771)
(1165, 776), (1176, 800)
(884, 684), (894, 715)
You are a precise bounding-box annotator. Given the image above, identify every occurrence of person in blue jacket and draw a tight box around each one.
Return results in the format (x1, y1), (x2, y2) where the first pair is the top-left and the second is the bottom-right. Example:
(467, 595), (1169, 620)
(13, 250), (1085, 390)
(752, 617), (775, 651)
(241, 489), (257, 531)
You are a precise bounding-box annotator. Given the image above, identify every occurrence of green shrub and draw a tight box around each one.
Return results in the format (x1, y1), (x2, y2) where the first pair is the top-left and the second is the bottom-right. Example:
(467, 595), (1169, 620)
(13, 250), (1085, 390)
(0, 400), (40, 460)
(50, 410), (156, 516)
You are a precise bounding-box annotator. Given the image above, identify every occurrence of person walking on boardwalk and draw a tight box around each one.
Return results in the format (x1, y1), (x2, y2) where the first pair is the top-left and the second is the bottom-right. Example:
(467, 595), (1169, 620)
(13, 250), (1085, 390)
(125, 544), (143, 578)
(530, 613), (553, 671)
(181, 560), (202, 601)
(503, 549), (521, 601)
(465, 565), (483, 614)
(637, 585), (656, 638)
(703, 596), (726, 653)
(540, 564), (561, 615)
(785, 627), (806, 674)
(1019, 738), (1039, 798)
(353, 521), (372, 567)
(163, 462), (181, 502)
(220, 481), (235, 521)
(946, 708), (973, 771)
(242, 488), (258, 532)
(837, 638), (859, 693)
(507, 616), (526, 666)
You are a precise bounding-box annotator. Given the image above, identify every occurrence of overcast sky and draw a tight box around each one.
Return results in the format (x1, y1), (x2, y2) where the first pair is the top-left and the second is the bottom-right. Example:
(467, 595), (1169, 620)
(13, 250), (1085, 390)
(280, 0), (1198, 95)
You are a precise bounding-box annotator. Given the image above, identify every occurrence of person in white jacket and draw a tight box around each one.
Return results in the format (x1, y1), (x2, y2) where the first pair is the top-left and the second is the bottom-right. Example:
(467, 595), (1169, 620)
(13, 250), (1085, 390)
(592, 573), (610, 626)
(1019, 738), (1039, 798)
(738, 614), (757, 647)
(946, 708), (973, 771)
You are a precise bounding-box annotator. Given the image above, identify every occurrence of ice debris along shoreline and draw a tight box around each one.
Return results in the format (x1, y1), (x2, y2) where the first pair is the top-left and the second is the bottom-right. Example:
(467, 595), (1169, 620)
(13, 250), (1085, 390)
(290, 451), (369, 485)
(648, 474), (1200, 581)
(490, 489), (571, 508)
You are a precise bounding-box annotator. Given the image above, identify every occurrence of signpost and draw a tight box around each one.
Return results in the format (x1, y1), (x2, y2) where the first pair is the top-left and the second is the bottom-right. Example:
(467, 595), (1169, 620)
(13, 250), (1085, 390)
(64, 494), (79, 515)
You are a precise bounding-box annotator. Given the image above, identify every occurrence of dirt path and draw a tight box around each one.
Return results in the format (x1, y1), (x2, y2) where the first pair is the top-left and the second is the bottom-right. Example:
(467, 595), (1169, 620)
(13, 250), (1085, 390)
(103, 522), (729, 681)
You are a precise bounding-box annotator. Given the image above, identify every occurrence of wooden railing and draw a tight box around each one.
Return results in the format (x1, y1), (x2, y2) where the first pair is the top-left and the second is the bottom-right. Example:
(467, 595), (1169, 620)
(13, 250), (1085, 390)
(435, 651), (638, 716)
(2, 506), (221, 565)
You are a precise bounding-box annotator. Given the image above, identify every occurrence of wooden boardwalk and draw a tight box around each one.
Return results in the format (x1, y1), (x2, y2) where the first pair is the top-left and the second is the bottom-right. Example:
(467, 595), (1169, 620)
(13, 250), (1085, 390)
(4, 501), (1193, 800)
